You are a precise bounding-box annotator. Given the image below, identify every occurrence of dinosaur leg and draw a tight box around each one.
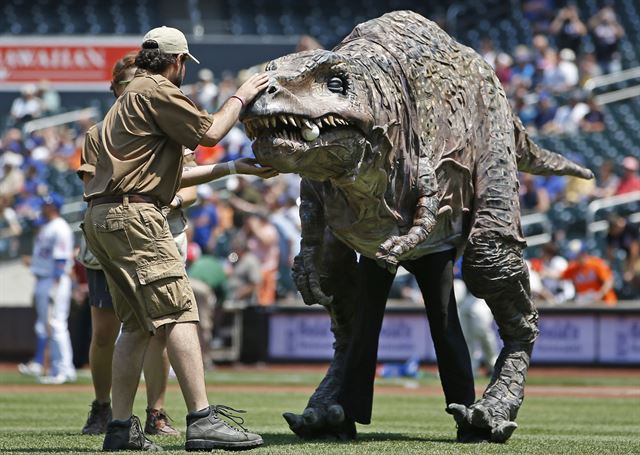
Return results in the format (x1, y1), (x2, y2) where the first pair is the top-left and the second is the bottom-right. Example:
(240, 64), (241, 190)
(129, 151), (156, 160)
(283, 232), (360, 440)
(452, 235), (538, 443)
(448, 116), (538, 443)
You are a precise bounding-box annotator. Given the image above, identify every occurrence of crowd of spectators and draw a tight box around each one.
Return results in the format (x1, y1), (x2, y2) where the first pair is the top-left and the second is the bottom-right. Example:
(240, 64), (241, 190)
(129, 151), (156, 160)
(1, 2), (639, 317)
(489, 5), (626, 137)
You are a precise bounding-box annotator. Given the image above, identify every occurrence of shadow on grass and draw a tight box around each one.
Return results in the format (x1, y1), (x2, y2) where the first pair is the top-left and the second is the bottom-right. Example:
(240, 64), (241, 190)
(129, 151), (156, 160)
(1, 433), (460, 452)
(1, 449), (98, 453)
(253, 432), (459, 446)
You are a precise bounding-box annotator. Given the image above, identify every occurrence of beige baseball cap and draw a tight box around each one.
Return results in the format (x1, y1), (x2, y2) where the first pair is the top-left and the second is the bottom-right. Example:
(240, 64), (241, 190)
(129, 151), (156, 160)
(142, 26), (200, 64)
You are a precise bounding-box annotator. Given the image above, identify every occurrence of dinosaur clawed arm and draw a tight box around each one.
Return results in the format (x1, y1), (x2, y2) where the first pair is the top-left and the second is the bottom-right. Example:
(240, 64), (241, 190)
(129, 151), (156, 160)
(293, 246), (333, 306)
(376, 194), (439, 273)
(294, 179), (333, 307)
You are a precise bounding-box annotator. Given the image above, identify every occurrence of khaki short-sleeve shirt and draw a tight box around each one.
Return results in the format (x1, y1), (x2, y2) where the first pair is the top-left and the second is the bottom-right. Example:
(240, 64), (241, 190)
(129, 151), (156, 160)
(77, 122), (102, 182)
(84, 70), (213, 205)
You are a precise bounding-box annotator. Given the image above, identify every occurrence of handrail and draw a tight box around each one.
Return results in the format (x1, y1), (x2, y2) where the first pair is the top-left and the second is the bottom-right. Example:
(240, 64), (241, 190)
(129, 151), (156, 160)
(595, 84), (640, 105)
(22, 107), (99, 134)
(521, 212), (553, 247)
(586, 191), (640, 239)
(583, 66), (640, 91)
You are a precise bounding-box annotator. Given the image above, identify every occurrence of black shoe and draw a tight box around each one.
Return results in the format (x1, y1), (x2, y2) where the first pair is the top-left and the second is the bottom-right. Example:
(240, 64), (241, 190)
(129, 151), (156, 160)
(82, 400), (112, 435)
(102, 415), (163, 451)
(185, 405), (263, 451)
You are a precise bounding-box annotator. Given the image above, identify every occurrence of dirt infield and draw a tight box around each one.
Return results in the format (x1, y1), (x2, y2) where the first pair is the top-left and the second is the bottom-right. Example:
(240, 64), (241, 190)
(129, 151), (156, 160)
(0, 382), (637, 398)
(0, 363), (637, 398)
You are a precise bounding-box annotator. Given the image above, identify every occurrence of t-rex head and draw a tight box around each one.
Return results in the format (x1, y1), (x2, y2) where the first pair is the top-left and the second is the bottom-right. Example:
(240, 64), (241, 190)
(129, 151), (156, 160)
(242, 50), (383, 182)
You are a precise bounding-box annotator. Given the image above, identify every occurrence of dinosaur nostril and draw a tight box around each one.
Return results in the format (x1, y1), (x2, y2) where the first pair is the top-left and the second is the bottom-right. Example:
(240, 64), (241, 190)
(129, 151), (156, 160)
(267, 85), (277, 94)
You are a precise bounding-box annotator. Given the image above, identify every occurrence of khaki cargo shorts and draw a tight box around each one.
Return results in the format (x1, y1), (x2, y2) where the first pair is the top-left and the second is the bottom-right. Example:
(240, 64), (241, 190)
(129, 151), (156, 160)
(83, 198), (198, 333)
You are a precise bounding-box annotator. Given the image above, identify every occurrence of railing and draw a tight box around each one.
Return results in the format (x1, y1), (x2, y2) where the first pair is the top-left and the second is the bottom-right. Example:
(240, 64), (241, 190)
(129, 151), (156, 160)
(583, 65), (640, 106)
(583, 66), (640, 91)
(522, 212), (553, 247)
(586, 191), (640, 239)
(22, 107), (99, 134)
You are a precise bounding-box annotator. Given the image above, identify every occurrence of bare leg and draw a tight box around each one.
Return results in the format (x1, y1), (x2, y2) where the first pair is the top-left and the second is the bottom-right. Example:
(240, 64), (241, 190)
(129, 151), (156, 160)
(89, 306), (120, 403)
(165, 322), (209, 413)
(143, 329), (169, 410)
(111, 329), (151, 420)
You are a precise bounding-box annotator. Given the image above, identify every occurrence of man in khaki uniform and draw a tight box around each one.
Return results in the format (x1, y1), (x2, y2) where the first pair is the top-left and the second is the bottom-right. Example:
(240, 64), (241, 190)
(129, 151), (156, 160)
(83, 26), (276, 452)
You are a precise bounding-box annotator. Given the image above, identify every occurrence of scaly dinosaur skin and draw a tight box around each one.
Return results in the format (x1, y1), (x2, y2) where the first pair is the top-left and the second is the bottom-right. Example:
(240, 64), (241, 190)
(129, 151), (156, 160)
(242, 11), (593, 443)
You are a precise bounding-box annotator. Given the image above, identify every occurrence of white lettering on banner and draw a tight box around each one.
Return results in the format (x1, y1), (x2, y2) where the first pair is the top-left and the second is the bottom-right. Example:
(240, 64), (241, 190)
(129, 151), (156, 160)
(268, 313), (436, 361)
(598, 316), (640, 363)
(532, 315), (596, 362)
(0, 48), (106, 70)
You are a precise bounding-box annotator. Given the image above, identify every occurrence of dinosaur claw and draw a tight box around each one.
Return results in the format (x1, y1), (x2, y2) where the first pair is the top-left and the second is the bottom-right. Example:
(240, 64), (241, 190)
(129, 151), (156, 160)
(326, 404), (345, 425)
(491, 421), (518, 443)
(470, 405), (493, 429)
(302, 407), (321, 427)
(283, 412), (303, 430)
(446, 403), (470, 425)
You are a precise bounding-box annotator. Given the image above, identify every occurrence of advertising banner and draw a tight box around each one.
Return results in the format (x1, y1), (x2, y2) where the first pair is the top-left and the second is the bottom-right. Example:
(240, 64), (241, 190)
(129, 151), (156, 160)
(268, 313), (436, 361)
(532, 315), (597, 362)
(267, 310), (640, 365)
(0, 38), (139, 91)
(598, 315), (640, 363)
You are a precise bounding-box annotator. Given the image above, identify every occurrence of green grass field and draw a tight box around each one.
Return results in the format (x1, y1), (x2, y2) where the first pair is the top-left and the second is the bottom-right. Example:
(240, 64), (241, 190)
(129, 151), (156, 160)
(0, 368), (638, 454)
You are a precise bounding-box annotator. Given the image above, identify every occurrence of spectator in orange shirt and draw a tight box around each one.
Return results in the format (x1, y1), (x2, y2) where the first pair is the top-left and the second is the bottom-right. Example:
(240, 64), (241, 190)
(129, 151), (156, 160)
(561, 240), (617, 305)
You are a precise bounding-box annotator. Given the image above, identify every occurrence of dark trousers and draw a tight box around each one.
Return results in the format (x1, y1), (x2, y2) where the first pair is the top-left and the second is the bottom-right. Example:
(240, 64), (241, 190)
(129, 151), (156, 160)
(338, 249), (475, 424)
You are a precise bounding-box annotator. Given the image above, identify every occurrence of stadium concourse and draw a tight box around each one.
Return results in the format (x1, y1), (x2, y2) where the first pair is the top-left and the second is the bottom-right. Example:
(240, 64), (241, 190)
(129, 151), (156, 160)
(0, 0), (638, 449)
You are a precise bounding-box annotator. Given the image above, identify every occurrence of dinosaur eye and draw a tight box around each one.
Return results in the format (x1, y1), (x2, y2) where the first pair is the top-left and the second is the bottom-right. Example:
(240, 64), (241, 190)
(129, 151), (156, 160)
(327, 77), (345, 94)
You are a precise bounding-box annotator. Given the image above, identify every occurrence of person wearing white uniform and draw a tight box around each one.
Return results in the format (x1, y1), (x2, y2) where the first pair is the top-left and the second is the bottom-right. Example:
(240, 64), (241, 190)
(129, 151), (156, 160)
(19, 193), (76, 384)
(453, 258), (499, 378)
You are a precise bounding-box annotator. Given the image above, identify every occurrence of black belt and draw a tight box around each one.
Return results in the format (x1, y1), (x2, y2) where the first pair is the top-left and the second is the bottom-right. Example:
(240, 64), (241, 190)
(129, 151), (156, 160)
(89, 194), (159, 207)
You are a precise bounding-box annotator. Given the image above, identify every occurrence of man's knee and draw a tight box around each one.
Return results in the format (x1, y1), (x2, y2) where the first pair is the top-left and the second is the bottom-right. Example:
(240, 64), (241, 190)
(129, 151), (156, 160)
(34, 321), (47, 338)
(93, 326), (119, 348)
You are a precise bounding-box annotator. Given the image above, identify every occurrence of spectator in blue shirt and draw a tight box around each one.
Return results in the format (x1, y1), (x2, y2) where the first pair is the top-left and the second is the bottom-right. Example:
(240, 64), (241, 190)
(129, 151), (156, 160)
(188, 185), (219, 253)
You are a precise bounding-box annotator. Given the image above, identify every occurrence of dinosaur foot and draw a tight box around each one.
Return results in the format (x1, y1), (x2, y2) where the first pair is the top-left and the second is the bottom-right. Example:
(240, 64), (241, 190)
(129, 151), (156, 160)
(447, 403), (517, 444)
(283, 405), (356, 441)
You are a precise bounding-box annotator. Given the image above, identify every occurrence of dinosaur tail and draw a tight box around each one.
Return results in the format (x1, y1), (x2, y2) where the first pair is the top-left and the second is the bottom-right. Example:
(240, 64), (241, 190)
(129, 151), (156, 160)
(514, 114), (594, 179)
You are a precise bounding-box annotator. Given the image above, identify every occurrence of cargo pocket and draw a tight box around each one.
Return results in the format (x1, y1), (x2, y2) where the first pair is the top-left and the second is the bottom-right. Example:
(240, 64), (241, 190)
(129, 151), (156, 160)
(93, 216), (135, 258)
(136, 261), (192, 318)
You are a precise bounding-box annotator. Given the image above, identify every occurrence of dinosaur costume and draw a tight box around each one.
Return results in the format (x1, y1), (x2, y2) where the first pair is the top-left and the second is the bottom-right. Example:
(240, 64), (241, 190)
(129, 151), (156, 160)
(242, 11), (593, 443)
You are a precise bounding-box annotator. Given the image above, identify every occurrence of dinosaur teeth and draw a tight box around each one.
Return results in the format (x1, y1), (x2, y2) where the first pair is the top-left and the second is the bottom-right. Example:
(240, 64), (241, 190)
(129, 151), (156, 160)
(288, 115), (297, 126)
(327, 116), (336, 127)
(270, 117), (276, 128)
(280, 115), (289, 125)
(322, 118), (331, 126)
(302, 119), (313, 129)
(314, 119), (323, 128)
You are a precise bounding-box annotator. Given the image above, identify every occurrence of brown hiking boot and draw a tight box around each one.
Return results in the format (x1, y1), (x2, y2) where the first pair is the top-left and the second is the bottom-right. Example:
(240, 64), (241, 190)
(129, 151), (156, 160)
(185, 405), (263, 451)
(144, 408), (180, 436)
(82, 400), (112, 435)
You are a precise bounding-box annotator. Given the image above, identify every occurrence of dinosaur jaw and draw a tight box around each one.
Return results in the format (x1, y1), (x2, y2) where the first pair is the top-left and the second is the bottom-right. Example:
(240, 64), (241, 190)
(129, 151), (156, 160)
(244, 113), (366, 180)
